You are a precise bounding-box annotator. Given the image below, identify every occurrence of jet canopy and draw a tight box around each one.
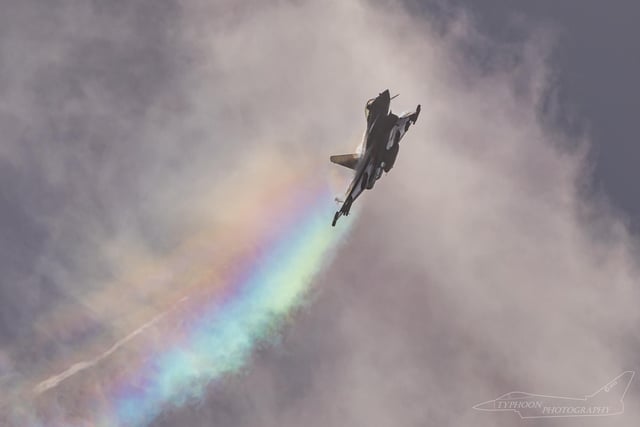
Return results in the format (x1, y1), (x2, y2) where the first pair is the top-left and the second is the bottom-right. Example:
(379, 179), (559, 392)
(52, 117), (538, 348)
(365, 98), (375, 118)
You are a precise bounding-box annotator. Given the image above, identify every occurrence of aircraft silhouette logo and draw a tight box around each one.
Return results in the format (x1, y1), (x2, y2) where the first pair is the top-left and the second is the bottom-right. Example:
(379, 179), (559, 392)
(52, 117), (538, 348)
(473, 371), (634, 419)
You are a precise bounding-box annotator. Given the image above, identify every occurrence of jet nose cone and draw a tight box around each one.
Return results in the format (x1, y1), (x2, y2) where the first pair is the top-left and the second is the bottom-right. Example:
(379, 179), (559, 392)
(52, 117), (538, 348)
(472, 400), (497, 411)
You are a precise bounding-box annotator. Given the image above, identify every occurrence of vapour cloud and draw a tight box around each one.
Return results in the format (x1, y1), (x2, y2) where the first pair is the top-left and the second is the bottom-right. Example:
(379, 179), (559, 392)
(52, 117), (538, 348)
(1, 1), (638, 426)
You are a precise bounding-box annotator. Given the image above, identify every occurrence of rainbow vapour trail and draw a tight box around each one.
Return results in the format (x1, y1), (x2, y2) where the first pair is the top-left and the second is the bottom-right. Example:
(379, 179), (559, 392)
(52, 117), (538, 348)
(4, 158), (355, 426)
(106, 184), (351, 427)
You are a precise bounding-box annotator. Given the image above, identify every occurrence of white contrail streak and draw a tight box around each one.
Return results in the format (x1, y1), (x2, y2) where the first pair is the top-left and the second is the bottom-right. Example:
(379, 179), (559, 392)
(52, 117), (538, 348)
(33, 297), (189, 395)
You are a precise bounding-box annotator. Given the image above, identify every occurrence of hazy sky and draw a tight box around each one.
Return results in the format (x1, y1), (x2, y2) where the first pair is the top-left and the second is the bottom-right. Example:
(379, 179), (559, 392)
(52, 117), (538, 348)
(433, 0), (640, 231)
(1, 1), (639, 426)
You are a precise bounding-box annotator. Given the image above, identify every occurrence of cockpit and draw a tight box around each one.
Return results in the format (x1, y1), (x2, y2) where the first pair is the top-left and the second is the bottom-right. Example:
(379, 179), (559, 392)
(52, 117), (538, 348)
(365, 98), (375, 119)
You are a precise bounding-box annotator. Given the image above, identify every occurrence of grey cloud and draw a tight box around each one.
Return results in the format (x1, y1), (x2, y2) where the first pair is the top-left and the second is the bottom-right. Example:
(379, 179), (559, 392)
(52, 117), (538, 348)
(0, 0), (188, 377)
(1, 0), (639, 426)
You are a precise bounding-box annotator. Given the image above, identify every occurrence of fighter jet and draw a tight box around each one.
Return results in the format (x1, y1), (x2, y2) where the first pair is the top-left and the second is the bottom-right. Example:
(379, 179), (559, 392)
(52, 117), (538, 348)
(330, 89), (420, 226)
